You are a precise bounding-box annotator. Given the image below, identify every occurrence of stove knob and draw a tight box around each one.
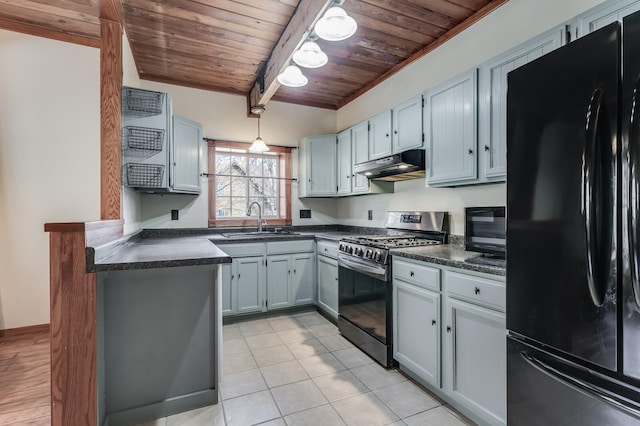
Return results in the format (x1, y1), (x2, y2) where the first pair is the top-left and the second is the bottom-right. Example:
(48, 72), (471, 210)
(365, 249), (373, 259)
(339, 243), (344, 252)
(374, 252), (382, 261)
(347, 246), (354, 254)
(354, 247), (362, 256)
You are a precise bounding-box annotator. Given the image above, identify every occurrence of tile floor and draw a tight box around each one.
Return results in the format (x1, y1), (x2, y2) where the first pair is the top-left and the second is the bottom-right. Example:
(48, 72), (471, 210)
(138, 311), (475, 426)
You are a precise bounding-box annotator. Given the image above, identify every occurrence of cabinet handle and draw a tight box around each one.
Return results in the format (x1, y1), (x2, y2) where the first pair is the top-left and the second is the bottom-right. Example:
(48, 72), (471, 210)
(346, 175), (350, 179)
(475, 287), (480, 295)
(468, 149), (474, 155)
(231, 274), (234, 281)
(410, 271), (414, 277)
(308, 179), (311, 182)
(288, 270), (291, 274)
(446, 326), (452, 333)
(335, 277), (339, 281)
(324, 248), (328, 252)
(294, 269), (297, 274)
(394, 130), (398, 134)
(431, 320), (436, 326)
(386, 133), (389, 137)
(484, 145), (490, 151)
(238, 273), (240, 279)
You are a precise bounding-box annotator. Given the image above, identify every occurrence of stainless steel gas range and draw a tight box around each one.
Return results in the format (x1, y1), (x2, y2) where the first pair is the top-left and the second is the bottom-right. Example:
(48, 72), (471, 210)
(337, 211), (448, 367)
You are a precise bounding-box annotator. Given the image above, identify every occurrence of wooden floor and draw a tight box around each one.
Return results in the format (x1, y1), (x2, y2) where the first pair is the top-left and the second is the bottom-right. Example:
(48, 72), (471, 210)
(0, 331), (50, 425)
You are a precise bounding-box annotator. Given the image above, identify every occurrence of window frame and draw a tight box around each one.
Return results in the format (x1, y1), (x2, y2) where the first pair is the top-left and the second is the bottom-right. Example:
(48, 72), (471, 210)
(207, 140), (292, 228)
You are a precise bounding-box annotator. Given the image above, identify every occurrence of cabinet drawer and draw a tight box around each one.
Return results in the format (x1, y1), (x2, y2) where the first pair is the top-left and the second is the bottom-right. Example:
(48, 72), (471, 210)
(267, 239), (315, 255)
(392, 258), (440, 291)
(317, 240), (339, 259)
(446, 270), (505, 311)
(219, 243), (265, 257)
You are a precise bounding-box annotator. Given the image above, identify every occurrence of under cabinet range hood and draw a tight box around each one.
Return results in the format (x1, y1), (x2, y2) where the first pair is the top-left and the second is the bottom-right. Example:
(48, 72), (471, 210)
(354, 149), (425, 181)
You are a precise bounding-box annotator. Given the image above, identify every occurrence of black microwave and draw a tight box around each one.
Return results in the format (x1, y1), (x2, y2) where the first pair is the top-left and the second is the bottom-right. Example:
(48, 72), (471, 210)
(465, 207), (506, 258)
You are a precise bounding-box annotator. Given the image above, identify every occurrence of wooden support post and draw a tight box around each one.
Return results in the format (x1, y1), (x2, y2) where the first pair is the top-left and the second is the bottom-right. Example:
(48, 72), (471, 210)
(100, 19), (122, 220)
(47, 224), (97, 426)
(45, 220), (123, 426)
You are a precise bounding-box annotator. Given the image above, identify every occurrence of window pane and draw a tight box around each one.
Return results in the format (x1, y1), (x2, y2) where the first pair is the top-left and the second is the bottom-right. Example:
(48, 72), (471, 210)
(263, 158), (277, 178)
(216, 197), (231, 217)
(248, 177), (264, 196)
(249, 156), (263, 177)
(231, 176), (247, 196)
(216, 175), (230, 196)
(231, 155), (246, 176)
(216, 153), (231, 174)
(263, 198), (278, 217)
(231, 197), (247, 217)
(263, 178), (277, 198)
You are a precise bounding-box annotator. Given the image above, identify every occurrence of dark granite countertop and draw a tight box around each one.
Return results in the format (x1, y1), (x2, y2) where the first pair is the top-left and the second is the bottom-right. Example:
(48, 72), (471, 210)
(88, 235), (232, 272)
(209, 233), (315, 244)
(390, 244), (506, 276)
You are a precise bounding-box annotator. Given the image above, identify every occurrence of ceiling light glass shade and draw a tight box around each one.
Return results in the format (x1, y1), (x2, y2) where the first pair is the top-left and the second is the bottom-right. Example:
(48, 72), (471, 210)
(277, 65), (308, 87)
(314, 6), (357, 41)
(249, 136), (269, 153)
(292, 41), (328, 68)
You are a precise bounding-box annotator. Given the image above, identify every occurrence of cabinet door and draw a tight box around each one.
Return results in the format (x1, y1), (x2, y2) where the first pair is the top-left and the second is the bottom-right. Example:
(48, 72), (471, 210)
(575, 0), (640, 39)
(267, 255), (292, 309)
(425, 69), (478, 185)
(393, 280), (440, 387)
(236, 256), (264, 313)
(171, 115), (202, 193)
(337, 129), (352, 195)
(292, 253), (315, 305)
(351, 121), (370, 194)
(317, 255), (339, 319)
(393, 94), (423, 153)
(444, 297), (506, 425)
(221, 263), (235, 316)
(369, 110), (393, 160)
(307, 135), (337, 196)
(479, 27), (565, 180)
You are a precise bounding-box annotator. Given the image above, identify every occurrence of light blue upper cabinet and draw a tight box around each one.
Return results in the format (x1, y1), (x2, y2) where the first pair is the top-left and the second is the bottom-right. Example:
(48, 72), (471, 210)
(172, 115), (202, 193)
(392, 94), (424, 153)
(478, 26), (566, 181)
(351, 121), (370, 194)
(573, 0), (640, 39)
(337, 129), (352, 195)
(425, 69), (478, 186)
(369, 110), (393, 160)
(299, 135), (337, 197)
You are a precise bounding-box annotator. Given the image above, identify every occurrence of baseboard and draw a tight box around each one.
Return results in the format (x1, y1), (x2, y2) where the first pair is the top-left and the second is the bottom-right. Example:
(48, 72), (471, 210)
(0, 323), (50, 339)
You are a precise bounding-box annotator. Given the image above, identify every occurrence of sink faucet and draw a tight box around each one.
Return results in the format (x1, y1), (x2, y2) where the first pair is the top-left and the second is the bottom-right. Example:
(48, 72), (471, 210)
(247, 201), (263, 232)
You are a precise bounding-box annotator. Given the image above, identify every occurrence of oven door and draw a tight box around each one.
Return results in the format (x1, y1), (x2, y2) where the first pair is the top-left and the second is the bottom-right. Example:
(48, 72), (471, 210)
(338, 254), (391, 344)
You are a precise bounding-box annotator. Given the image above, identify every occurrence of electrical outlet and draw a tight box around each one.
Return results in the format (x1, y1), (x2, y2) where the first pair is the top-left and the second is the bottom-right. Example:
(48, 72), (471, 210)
(299, 209), (311, 219)
(171, 209), (179, 220)
(368, 210), (373, 220)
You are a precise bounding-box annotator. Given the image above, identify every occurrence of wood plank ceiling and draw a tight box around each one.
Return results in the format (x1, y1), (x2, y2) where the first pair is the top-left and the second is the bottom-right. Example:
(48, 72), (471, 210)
(0, 0), (507, 110)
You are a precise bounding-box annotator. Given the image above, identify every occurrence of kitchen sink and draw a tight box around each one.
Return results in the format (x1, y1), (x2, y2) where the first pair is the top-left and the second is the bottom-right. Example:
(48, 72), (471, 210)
(221, 231), (301, 238)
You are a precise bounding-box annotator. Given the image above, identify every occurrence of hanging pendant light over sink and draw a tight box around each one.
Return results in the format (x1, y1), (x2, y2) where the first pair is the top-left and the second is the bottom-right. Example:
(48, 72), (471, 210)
(314, 5), (357, 42)
(249, 107), (269, 153)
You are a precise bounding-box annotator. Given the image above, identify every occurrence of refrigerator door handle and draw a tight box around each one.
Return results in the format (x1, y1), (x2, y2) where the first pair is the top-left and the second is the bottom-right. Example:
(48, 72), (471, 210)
(583, 88), (606, 307)
(629, 78), (640, 307)
(521, 351), (640, 420)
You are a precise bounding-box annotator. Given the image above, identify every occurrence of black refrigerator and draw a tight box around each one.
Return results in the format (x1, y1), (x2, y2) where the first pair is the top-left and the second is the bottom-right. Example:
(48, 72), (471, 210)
(506, 11), (640, 425)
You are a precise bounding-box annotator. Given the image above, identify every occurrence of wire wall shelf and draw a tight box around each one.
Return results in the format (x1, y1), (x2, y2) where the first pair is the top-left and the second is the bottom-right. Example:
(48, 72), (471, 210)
(122, 88), (163, 117)
(124, 163), (164, 188)
(122, 126), (164, 158)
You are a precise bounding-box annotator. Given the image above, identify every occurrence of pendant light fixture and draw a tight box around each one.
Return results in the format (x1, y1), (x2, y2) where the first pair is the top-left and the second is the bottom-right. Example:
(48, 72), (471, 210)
(292, 40), (328, 68)
(249, 105), (269, 153)
(314, 5), (357, 42)
(277, 64), (308, 88)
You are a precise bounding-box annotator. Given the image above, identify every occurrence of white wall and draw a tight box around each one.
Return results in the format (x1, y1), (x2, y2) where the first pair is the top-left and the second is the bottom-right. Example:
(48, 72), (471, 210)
(0, 30), (100, 329)
(129, 82), (339, 229)
(335, 0), (607, 234)
(121, 31), (143, 235)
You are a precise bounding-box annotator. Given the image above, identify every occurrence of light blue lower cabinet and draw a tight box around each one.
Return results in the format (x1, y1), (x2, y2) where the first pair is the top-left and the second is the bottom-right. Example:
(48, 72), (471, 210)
(392, 258), (506, 426)
(219, 241), (316, 316)
(393, 280), (441, 387)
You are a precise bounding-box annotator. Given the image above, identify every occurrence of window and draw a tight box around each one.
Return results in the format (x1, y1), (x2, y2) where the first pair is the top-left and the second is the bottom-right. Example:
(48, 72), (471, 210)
(207, 140), (292, 227)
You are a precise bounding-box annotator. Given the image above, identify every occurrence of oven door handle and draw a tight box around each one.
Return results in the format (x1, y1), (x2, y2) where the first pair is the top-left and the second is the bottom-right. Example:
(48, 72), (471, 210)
(338, 255), (387, 279)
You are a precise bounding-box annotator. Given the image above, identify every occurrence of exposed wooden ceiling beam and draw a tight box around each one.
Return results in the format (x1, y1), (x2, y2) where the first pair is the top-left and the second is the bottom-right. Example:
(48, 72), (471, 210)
(247, 0), (333, 116)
